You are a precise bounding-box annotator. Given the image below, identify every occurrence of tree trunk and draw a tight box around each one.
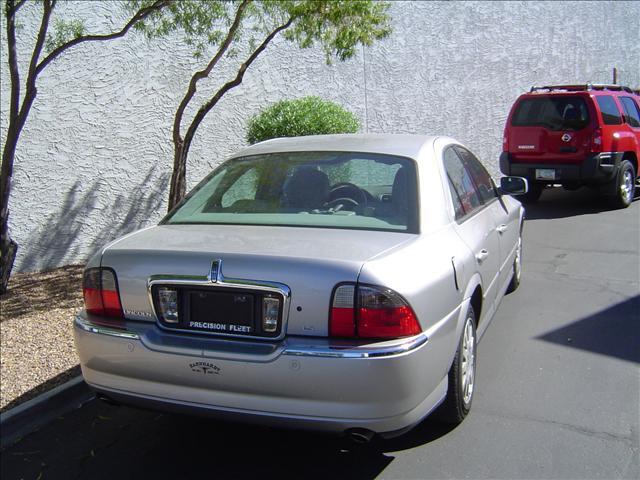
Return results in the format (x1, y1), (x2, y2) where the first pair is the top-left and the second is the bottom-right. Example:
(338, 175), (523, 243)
(1, 132), (19, 294)
(167, 139), (188, 211)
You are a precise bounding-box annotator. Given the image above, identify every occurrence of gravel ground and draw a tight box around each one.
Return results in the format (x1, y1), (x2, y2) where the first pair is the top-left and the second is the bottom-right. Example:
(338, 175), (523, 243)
(0, 265), (84, 413)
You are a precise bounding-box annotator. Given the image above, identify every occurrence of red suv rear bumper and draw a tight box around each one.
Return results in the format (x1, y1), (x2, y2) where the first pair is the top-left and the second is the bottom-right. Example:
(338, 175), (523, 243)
(500, 152), (621, 186)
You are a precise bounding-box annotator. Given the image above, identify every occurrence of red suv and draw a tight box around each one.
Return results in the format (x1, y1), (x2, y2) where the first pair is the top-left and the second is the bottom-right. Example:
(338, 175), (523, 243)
(500, 84), (640, 208)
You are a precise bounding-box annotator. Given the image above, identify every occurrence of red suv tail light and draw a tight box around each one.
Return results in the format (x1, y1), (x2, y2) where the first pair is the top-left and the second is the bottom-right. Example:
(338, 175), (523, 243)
(330, 284), (421, 339)
(83, 267), (124, 318)
(502, 132), (509, 152)
(590, 128), (603, 153)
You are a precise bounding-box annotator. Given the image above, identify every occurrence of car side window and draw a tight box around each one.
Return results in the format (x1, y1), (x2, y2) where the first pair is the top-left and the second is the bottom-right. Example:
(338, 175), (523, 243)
(443, 147), (481, 220)
(454, 146), (498, 204)
(620, 97), (640, 128)
(446, 176), (466, 219)
(595, 95), (623, 125)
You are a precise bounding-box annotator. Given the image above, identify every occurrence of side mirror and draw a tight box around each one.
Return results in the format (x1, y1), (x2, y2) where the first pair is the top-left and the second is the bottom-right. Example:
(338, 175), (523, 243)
(499, 176), (528, 196)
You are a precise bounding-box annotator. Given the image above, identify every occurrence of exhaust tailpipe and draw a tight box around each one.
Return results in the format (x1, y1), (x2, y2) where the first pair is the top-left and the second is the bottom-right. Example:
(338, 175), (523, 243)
(96, 393), (119, 406)
(345, 428), (376, 444)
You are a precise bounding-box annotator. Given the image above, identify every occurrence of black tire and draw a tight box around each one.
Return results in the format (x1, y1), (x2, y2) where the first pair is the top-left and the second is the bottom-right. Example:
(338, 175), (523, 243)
(516, 182), (544, 204)
(437, 307), (477, 424)
(609, 160), (636, 209)
(506, 234), (522, 294)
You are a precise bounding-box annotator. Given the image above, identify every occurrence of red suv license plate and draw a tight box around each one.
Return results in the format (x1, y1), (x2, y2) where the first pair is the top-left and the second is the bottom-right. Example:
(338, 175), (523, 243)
(535, 168), (556, 180)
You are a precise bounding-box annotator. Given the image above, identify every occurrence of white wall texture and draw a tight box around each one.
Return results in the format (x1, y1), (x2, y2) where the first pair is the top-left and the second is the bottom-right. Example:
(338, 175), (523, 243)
(1, 1), (639, 272)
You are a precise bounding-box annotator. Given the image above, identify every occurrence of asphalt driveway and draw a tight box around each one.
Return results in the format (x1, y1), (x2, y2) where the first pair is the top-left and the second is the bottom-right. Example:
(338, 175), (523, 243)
(2, 186), (638, 480)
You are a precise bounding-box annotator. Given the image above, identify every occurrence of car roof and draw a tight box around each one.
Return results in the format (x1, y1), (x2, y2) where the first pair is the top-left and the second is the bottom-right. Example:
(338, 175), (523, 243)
(231, 134), (439, 161)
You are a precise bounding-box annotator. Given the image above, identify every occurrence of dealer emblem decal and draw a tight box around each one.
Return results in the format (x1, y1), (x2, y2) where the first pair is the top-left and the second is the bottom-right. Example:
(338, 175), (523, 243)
(189, 362), (221, 375)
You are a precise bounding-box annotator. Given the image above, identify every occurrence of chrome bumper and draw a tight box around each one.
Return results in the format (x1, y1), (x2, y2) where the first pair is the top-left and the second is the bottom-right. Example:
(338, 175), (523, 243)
(74, 313), (429, 359)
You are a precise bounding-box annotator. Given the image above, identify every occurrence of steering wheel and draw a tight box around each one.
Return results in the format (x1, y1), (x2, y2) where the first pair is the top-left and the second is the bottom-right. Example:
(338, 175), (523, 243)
(324, 197), (360, 211)
(327, 182), (368, 209)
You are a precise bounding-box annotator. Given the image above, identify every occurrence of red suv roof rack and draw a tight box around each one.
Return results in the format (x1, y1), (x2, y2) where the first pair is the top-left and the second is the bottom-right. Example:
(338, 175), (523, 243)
(530, 84), (633, 93)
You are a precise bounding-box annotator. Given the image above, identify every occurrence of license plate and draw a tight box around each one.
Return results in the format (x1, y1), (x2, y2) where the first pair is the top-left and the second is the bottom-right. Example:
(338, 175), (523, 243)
(187, 291), (255, 334)
(535, 168), (556, 180)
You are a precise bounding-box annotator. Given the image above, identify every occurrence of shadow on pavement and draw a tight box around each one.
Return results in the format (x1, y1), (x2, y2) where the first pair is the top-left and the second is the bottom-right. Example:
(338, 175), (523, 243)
(537, 295), (640, 364)
(522, 186), (639, 220)
(0, 397), (457, 480)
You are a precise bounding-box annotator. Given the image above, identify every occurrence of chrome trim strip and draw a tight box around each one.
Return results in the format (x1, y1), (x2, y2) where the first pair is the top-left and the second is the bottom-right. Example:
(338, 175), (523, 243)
(282, 334), (428, 359)
(146, 261), (291, 341)
(75, 315), (140, 340)
(76, 310), (427, 359)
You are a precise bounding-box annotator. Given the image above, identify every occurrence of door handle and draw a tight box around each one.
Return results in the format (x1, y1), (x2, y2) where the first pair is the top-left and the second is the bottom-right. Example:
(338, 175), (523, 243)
(476, 249), (489, 263)
(496, 224), (508, 234)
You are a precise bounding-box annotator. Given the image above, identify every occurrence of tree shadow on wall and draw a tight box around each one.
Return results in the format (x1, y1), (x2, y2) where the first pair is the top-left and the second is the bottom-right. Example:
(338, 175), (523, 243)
(18, 168), (169, 272)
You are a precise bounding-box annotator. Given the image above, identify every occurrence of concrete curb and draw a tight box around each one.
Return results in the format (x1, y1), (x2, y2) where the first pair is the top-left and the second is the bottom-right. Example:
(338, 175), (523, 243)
(0, 375), (95, 449)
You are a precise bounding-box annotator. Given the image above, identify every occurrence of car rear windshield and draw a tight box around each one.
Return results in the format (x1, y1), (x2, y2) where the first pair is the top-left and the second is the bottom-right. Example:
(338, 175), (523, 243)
(511, 96), (590, 130)
(163, 151), (418, 233)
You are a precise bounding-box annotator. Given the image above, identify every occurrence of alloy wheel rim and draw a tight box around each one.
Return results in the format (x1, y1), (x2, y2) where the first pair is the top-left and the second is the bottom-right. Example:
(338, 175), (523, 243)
(621, 170), (633, 203)
(461, 318), (476, 405)
(514, 237), (522, 282)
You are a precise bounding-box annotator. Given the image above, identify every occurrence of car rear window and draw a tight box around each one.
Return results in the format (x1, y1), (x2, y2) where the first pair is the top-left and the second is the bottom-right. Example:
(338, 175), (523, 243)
(163, 151), (419, 233)
(595, 95), (623, 125)
(511, 96), (590, 130)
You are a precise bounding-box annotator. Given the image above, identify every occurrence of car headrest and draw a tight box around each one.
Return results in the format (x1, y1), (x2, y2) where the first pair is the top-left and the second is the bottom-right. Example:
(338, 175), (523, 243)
(563, 106), (579, 121)
(284, 166), (330, 209)
(392, 166), (409, 214)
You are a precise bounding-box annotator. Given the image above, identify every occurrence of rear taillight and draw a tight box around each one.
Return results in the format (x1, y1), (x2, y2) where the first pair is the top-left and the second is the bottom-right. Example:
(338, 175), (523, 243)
(83, 267), (124, 318)
(330, 284), (356, 337)
(330, 284), (421, 339)
(502, 132), (509, 152)
(590, 128), (603, 153)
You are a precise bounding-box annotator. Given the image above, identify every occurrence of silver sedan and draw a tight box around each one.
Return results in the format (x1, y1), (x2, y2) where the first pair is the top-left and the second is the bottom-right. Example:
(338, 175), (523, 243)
(74, 134), (527, 440)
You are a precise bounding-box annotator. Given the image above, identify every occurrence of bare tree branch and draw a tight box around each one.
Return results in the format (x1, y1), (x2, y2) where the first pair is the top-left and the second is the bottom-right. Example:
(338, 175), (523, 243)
(173, 0), (249, 146)
(182, 16), (295, 154)
(35, 0), (170, 76)
(13, 0), (27, 13)
(16, 0), (54, 128)
(5, 0), (21, 128)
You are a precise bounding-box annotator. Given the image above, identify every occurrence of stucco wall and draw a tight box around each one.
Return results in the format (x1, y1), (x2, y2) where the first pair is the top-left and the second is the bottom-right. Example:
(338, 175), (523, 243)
(1, 1), (639, 272)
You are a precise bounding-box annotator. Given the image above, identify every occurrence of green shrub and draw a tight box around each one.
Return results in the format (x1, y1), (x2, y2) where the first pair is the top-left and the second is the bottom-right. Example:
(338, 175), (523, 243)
(246, 96), (360, 145)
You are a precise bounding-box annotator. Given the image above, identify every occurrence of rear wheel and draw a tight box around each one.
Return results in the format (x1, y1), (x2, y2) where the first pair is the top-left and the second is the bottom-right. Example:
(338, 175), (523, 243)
(438, 307), (477, 424)
(516, 182), (544, 204)
(609, 160), (636, 209)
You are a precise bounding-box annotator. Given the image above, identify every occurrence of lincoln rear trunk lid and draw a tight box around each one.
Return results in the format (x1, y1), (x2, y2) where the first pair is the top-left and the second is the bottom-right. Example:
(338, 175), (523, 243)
(101, 224), (416, 338)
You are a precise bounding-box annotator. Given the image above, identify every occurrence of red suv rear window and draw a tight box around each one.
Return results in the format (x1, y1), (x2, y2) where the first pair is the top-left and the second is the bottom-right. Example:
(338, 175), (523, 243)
(511, 96), (590, 131)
